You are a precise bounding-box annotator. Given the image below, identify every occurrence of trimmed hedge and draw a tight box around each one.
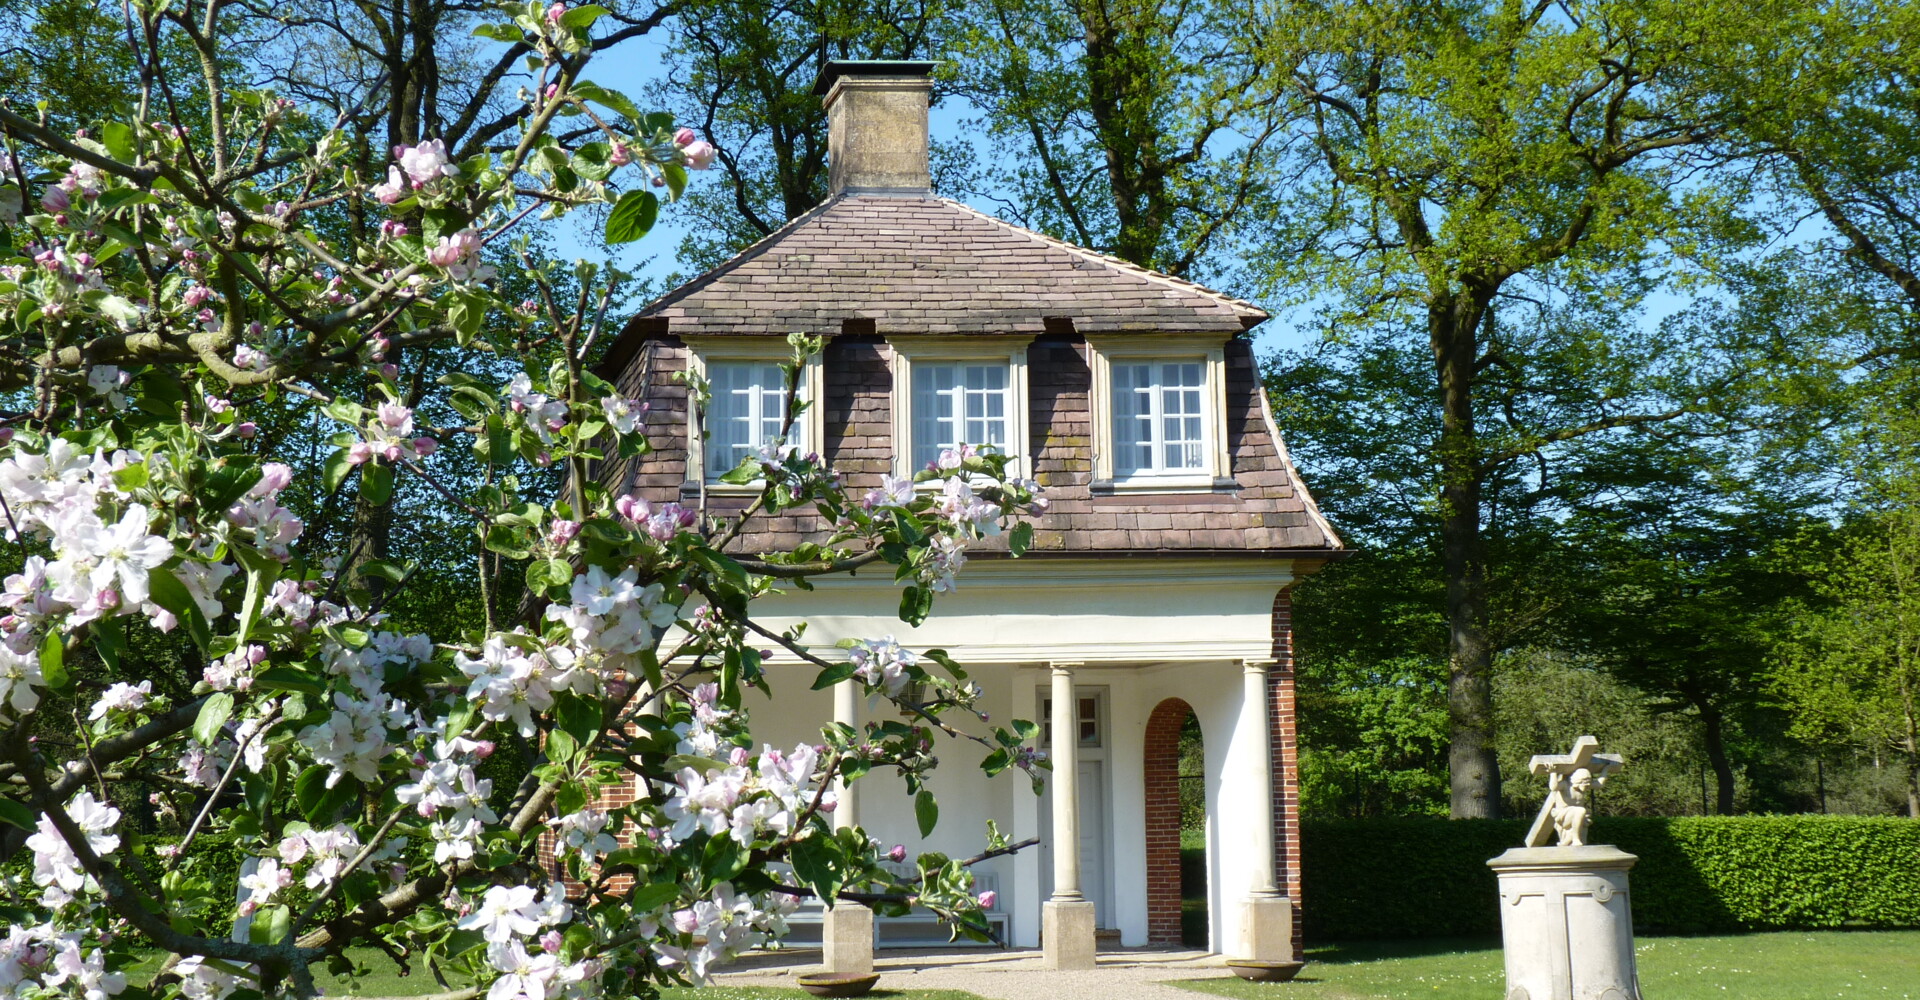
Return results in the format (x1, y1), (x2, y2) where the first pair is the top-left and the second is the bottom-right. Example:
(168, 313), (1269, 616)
(1300, 815), (1920, 940)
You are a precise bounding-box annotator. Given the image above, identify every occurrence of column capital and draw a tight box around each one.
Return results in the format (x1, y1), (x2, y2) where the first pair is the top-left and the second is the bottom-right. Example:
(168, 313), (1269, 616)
(1048, 661), (1084, 675)
(1238, 658), (1278, 676)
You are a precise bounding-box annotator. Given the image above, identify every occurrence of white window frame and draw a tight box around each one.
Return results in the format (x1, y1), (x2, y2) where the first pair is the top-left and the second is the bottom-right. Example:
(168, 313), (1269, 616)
(683, 336), (826, 493)
(888, 337), (1032, 482)
(1088, 334), (1231, 493)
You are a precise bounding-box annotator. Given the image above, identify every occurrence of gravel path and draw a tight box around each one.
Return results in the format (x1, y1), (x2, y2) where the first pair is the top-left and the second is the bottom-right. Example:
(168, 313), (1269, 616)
(712, 948), (1235, 1000)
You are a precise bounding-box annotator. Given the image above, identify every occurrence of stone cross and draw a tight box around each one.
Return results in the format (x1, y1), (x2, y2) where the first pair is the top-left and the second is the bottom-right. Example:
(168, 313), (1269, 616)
(1524, 735), (1624, 848)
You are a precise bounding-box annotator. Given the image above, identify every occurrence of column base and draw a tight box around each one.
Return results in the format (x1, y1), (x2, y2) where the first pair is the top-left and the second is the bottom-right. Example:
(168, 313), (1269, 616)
(1042, 899), (1097, 970)
(821, 902), (874, 976)
(1232, 894), (1295, 962)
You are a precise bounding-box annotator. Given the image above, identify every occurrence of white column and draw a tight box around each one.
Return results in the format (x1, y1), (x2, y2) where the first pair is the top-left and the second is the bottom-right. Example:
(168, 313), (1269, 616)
(1049, 663), (1083, 901)
(1043, 663), (1096, 969)
(833, 678), (860, 831)
(1243, 660), (1279, 898)
(1233, 659), (1293, 963)
(822, 678), (874, 975)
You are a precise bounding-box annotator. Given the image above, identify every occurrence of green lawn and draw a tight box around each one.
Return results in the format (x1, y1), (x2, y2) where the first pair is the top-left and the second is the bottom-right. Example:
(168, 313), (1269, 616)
(1168, 930), (1920, 1000)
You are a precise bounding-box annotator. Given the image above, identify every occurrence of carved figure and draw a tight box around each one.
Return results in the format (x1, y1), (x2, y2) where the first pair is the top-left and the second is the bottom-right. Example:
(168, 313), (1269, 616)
(1524, 737), (1623, 848)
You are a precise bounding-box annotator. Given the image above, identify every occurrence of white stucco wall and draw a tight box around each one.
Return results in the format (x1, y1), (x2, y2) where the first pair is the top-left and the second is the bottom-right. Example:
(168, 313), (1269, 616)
(697, 557), (1297, 952)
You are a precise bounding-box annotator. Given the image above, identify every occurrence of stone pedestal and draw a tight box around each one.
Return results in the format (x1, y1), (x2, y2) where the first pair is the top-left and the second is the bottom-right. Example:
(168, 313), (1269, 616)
(1487, 846), (1642, 1000)
(1233, 894), (1295, 962)
(1042, 899), (1097, 970)
(821, 902), (874, 975)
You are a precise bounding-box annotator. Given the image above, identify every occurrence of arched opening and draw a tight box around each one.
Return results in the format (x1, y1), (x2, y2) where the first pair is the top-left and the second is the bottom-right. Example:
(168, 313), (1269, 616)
(1145, 698), (1207, 947)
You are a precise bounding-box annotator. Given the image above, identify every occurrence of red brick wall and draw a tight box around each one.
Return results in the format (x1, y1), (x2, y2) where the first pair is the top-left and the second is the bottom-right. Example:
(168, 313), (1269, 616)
(1271, 588), (1304, 958)
(1143, 697), (1195, 946)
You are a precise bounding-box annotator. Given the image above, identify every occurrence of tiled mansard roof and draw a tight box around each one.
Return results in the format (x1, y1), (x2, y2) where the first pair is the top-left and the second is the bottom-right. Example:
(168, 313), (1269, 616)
(601, 193), (1266, 351)
(592, 191), (1342, 558)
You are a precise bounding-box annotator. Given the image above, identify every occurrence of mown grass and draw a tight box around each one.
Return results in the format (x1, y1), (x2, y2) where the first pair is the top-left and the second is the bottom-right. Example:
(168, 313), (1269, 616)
(1168, 930), (1920, 1000)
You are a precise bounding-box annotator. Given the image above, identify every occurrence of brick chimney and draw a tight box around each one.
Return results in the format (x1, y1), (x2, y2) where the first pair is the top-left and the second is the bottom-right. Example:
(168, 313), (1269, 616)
(812, 60), (936, 195)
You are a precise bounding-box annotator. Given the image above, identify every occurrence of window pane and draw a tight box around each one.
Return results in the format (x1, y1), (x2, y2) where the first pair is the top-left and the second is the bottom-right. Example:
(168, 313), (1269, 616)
(705, 361), (796, 480)
(1110, 359), (1206, 476)
(912, 361), (1010, 467)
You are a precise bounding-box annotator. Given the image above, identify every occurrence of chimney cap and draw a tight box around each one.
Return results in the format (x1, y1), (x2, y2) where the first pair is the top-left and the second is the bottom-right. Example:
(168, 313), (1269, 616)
(810, 59), (939, 96)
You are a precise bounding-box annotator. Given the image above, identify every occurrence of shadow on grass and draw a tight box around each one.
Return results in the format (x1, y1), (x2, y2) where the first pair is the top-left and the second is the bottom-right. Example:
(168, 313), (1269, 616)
(1304, 936), (1500, 964)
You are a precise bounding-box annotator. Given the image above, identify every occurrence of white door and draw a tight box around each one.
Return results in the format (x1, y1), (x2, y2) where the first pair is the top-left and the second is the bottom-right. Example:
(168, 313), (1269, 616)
(1039, 758), (1112, 927)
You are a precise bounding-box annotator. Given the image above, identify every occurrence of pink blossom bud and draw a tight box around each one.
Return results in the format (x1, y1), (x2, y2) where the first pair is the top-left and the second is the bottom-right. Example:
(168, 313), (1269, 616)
(547, 2), (568, 25)
(246, 644), (268, 664)
(390, 862), (407, 883)
(412, 436), (439, 457)
(412, 752), (428, 767)
(96, 588), (120, 610)
(540, 930), (563, 954)
(977, 890), (997, 909)
(544, 83), (560, 100)
(381, 443), (403, 462)
(346, 442), (375, 465)
(548, 519), (581, 545)
(609, 143), (631, 167)
(729, 746), (750, 766)
(0, 428), (13, 445)
(681, 140), (717, 170)
(380, 363), (399, 380)
(670, 910), (698, 935)
(41, 186), (69, 212)
(673, 127), (697, 146)
(606, 678), (630, 700)
(888, 844), (907, 863)
(473, 740), (496, 759)
(236, 422), (258, 438)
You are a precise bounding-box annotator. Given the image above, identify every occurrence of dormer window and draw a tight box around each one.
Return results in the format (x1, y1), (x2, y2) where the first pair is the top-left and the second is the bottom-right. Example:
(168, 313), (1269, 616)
(1112, 361), (1207, 476)
(889, 337), (1032, 480)
(705, 361), (796, 479)
(683, 337), (824, 489)
(912, 362), (1010, 467)
(1089, 336), (1231, 492)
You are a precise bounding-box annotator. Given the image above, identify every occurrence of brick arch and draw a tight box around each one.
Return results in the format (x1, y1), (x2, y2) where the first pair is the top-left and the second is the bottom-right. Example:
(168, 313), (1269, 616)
(1145, 697), (1198, 946)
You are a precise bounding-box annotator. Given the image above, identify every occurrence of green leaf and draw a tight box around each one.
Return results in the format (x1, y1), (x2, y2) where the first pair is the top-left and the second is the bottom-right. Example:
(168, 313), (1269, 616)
(899, 585), (933, 626)
(361, 462), (394, 506)
(545, 729), (578, 765)
(0, 799), (38, 831)
(484, 524), (532, 560)
(605, 189), (658, 244)
(628, 881), (681, 912)
(101, 122), (135, 161)
(323, 449), (353, 493)
(811, 661), (857, 690)
(324, 397), (364, 423)
(356, 559), (408, 584)
(254, 666), (326, 697)
(38, 631), (67, 689)
(1009, 521), (1033, 557)
(90, 619), (126, 672)
(555, 693), (600, 746)
(572, 142), (614, 182)
(662, 161), (687, 201)
(571, 82), (642, 123)
(194, 693), (235, 746)
(559, 4), (608, 29)
(790, 834), (844, 908)
(915, 789), (939, 837)
(471, 22), (525, 42)
(203, 461), (263, 513)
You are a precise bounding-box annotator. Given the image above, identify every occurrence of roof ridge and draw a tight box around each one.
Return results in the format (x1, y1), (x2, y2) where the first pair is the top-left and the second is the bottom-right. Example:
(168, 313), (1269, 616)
(931, 196), (1268, 322)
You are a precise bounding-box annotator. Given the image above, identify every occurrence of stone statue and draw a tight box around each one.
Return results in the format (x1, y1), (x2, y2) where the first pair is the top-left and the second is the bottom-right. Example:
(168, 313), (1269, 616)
(1524, 736), (1623, 848)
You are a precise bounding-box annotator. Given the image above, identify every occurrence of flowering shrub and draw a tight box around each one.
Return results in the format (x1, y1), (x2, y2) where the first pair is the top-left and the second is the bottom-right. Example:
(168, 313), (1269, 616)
(0, 4), (1047, 999)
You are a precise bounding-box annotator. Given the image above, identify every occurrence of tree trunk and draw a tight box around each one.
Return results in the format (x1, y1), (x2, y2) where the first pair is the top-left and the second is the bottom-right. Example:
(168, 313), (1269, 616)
(1699, 703), (1737, 815)
(1434, 289), (1500, 818)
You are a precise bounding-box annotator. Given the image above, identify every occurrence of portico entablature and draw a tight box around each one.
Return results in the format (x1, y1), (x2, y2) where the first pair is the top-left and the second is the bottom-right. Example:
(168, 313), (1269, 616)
(706, 557), (1299, 666)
